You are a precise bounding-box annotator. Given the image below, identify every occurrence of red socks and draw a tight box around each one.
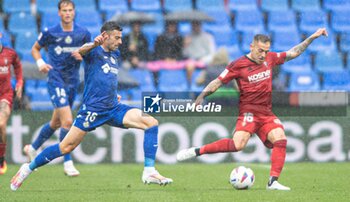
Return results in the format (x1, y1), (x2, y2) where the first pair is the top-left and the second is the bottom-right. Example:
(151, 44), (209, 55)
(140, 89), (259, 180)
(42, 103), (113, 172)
(199, 138), (237, 155)
(0, 143), (6, 158)
(270, 139), (287, 177)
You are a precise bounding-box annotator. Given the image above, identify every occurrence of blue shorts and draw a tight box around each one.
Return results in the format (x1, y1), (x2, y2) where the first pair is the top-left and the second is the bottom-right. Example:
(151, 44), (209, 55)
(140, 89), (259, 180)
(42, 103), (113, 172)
(73, 103), (135, 131)
(47, 82), (76, 108)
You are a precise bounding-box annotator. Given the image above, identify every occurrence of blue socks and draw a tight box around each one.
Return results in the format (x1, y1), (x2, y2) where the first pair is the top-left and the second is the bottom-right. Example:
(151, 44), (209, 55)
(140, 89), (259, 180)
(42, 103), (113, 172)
(144, 126), (158, 167)
(29, 144), (62, 171)
(59, 128), (71, 162)
(32, 123), (55, 150)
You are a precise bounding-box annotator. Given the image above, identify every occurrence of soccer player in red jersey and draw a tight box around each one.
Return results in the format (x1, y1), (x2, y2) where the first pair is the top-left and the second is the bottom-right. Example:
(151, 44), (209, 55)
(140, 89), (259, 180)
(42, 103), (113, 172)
(177, 28), (328, 190)
(0, 33), (23, 175)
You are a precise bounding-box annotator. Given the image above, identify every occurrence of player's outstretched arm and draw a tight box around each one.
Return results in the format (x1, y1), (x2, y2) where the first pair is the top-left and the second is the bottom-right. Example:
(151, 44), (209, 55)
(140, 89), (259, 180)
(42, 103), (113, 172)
(195, 78), (223, 105)
(285, 28), (328, 62)
(78, 31), (108, 56)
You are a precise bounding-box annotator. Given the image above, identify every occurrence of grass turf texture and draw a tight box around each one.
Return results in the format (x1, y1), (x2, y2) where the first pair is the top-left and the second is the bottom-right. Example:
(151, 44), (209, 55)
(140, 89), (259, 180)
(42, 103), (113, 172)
(1, 163), (349, 202)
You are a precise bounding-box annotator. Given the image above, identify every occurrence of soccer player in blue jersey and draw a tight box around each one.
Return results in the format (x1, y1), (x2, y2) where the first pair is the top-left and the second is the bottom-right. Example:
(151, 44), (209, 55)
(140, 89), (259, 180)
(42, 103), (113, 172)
(10, 21), (173, 191)
(23, 0), (91, 176)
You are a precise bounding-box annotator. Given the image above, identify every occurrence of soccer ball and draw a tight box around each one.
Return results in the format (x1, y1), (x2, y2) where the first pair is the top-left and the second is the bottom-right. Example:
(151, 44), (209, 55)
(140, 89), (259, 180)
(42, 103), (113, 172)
(229, 166), (255, 190)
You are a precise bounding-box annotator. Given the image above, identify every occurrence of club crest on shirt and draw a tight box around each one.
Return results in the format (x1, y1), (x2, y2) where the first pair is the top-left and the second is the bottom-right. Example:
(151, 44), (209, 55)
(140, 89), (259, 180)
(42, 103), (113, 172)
(110, 57), (116, 64)
(83, 121), (90, 128)
(263, 61), (268, 67)
(65, 36), (72, 44)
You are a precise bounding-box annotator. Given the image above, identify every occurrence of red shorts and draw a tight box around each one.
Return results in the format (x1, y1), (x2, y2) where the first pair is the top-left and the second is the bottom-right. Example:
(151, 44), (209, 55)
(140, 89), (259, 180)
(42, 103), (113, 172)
(0, 90), (14, 109)
(235, 111), (284, 148)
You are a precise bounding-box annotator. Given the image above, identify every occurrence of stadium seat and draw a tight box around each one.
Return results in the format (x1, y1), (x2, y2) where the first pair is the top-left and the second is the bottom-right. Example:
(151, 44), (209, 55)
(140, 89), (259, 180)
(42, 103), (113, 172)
(8, 12), (37, 36)
(3, 0), (31, 13)
(40, 11), (60, 30)
(158, 69), (188, 91)
(76, 11), (103, 33)
(196, 0), (225, 11)
(130, 0), (162, 12)
(272, 30), (300, 52)
(142, 12), (164, 52)
(163, 0), (193, 12)
(261, 0), (289, 12)
(268, 10), (297, 32)
(72, 0), (96, 11)
(235, 10), (264, 33)
(15, 32), (37, 60)
(178, 22), (191, 35)
(299, 11), (328, 35)
(331, 11), (350, 33)
(314, 51), (344, 73)
(323, 0), (350, 12)
(240, 30), (268, 53)
(0, 19), (5, 32)
(128, 69), (156, 91)
(340, 33), (350, 52)
(227, 45), (242, 60)
(1, 31), (13, 48)
(229, 0), (258, 11)
(291, 0), (321, 12)
(24, 79), (37, 99)
(98, 0), (128, 14)
(288, 72), (320, 91)
(322, 70), (350, 91)
(208, 29), (238, 47)
(308, 32), (336, 53)
(37, 0), (59, 14)
(281, 54), (313, 74)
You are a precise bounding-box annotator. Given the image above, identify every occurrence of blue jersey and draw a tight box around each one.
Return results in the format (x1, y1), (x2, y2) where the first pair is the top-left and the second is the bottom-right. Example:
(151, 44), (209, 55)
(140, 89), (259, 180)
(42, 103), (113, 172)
(38, 23), (91, 87)
(82, 46), (121, 111)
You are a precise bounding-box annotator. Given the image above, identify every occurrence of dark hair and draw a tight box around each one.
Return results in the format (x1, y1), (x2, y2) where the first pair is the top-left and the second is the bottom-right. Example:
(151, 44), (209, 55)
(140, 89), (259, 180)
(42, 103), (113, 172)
(100, 21), (123, 33)
(253, 34), (271, 43)
(58, 0), (75, 10)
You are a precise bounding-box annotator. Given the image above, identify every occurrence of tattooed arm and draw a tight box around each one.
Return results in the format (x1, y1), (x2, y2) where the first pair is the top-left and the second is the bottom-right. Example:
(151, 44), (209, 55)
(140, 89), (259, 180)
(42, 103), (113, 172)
(285, 28), (328, 62)
(195, 78), (223, 105)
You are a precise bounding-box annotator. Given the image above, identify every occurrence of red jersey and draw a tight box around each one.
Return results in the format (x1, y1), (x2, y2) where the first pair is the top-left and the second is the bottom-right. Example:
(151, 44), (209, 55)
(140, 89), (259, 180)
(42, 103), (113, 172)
(218, 52), (286, 113)
(0, 47), (23, 95)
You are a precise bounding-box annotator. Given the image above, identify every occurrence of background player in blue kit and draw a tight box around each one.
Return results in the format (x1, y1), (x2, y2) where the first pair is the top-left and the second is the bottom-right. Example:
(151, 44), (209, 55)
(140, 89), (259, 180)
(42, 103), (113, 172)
(11, 21), (173, 191)
(23, 0), (91, 176)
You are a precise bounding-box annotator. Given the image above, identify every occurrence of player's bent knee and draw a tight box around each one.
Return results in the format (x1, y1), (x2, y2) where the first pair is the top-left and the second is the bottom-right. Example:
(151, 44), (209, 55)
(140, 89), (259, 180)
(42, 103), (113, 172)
(144, 116), (158, 128)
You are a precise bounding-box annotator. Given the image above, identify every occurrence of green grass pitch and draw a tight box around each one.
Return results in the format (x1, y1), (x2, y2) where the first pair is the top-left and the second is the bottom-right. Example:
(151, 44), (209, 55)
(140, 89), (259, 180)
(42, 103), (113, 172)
(1, 163), (349, 202)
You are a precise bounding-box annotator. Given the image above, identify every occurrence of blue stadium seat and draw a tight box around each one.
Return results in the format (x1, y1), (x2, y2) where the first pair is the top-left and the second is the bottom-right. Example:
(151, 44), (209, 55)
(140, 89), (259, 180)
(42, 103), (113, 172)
(206, 28), (238, 47)
(196, 0), (225, 11)
(268, 10), (297, 32)
(76, 11), (103, 33)
(128, 69), (156, 91)
(299, 11), (328, 34)
(308, 32), (336, 53)
(105, 10), (129, 21)
(0, 19), (5, 31)
(340, 33), (350, 52)
(323, 0), (350, 12)
(178, 22), (191, 35)
(235, 10), (264, 33)
(1, 31), (13, 48)
(261, 0), (289, 12)
(15, 32), (37, 60)
(164, 0), (193, 12)
(40, 11), (60, 30)
(73, 0), (96, 11)
(331, 11), (350, 33)
(24, 79), (37, 99)
(272, 30), (300, 52)
(288, 72), (320, 91)
(142, 12), (164, 52)
(323, 71), (350, 91)
(282, 54), (312, 74)
(37, 0), (59, 14)
(130, 0), (162, 12)
(30, 82), (53, 111)
(158, 69), (188, 91)
(227, 45), (242, 60)
(291, 0), (321, 12)
(8, 12), (37, 36)
(229, 0), (258, 11)
(315, 51), (344, 73)
(3, 0), (31, 13)
(98, 0), (128, 13)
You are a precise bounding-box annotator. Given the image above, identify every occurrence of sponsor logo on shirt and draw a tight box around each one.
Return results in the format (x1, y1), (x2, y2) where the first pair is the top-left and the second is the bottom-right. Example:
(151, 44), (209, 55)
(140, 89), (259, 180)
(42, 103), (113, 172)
(247, 69), (271, 83)
(54, 46), (79, 55)
(101, 63), (118, 75)
(0, 66), (9, 74)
